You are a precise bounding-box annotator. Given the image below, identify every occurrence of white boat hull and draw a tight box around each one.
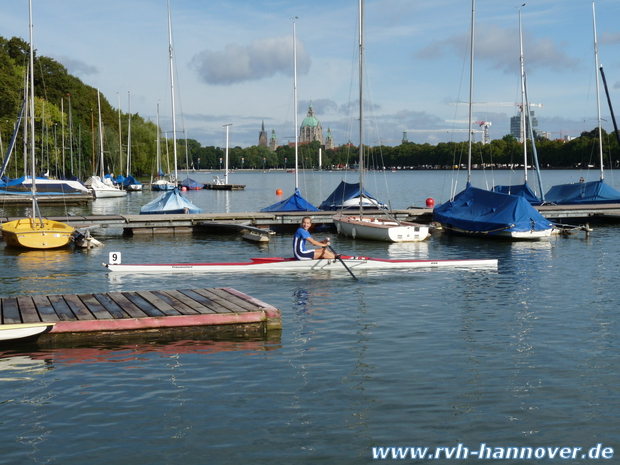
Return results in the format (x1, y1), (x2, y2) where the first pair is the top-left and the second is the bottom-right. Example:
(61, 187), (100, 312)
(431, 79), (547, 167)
(104, 255), (498, 273)
(334, 215), (431, 242)
(440, 224), (553, 240)
(0, 323), (55, 341)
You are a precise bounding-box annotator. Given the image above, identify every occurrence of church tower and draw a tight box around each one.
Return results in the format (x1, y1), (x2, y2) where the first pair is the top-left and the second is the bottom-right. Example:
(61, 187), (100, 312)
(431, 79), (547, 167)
(325, 127), (334, 150)
(258, 120), (268, 147)
(299, 104), (324, 144)
(269, 129), (278, 152)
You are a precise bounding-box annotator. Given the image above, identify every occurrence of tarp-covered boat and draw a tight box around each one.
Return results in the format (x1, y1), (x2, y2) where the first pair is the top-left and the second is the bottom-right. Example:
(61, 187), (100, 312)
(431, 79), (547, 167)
(319, 181), (385, 211)
(433, 185), (553, 239)
(493, 182), (543, 205)
(261, 188), (319, 212)
(180, 177), (204, 190)
(140, 187), (202, 214)
(544, 180), (620, 205)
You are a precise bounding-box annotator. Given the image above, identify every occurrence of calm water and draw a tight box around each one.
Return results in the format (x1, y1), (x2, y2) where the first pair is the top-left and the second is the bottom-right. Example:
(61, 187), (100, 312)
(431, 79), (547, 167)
(1, 169), (619, 464)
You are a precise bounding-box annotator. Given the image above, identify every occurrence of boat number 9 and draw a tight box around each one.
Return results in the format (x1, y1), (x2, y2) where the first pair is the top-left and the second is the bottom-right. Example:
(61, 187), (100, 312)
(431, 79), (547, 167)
(109, 252), (122, 265)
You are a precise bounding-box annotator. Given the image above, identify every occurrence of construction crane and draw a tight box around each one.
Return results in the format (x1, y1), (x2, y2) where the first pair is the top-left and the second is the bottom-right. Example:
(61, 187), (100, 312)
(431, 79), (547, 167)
(445, 120), (492, 144)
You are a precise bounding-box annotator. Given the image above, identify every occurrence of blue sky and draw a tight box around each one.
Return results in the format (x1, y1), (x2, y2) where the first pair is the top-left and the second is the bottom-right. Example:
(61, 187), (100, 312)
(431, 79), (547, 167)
(2, 0), (620, 148)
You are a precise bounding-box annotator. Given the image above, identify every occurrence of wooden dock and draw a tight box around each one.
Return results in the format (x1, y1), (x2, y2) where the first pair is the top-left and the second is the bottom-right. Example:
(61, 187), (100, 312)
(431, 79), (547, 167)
(0, 287), (281, 345)
(2, 203), (619, 237)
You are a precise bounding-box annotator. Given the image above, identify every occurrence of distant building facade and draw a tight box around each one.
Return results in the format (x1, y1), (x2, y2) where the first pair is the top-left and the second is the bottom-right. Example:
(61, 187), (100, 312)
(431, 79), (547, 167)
(510, 110), (539, 142)
(258, 120), (268, 147)
(300, 104), (324, 145)
(269, 129), (278, 152)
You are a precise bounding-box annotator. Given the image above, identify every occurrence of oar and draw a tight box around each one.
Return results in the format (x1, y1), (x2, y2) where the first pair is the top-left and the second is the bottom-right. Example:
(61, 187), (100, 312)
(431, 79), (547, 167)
(327, 244), (358, 280)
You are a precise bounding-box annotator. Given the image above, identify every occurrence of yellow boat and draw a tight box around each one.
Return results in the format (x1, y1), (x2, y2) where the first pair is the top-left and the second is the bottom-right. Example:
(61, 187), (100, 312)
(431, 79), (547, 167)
(0, 2), (75, 251)
(1, 218), (74, 249)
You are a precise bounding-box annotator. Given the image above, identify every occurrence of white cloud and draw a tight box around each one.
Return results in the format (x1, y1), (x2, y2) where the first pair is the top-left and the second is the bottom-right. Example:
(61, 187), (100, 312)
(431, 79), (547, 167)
(51, 55), (98, 76)
(190, 35), (311, 85)
(414, 23), (579, 75)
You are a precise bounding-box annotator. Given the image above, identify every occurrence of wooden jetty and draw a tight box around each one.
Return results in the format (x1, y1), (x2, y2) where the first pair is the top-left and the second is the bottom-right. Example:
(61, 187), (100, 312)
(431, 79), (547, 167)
(2, 203), (619, 237)
(0, 287), (281, 345)
(0, 192), (93, 206)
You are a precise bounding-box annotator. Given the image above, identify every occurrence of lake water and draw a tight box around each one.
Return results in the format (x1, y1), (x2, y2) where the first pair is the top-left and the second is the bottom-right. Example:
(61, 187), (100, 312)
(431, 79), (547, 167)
(1, 169), (619, 464)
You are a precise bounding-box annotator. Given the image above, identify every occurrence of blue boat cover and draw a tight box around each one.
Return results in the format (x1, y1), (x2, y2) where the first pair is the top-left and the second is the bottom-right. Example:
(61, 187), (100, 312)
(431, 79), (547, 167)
(180, 177), (204, 189)
(140, 188), (202, 214)
(115, 174), (126, 185)
(261, 188), (319, 212)
(122, 175), (142, 187)
(318, 180), (383, 211)
(493, 183), (542, 205)
(433, 185), (553, 235)
(544, 180), (620, 205)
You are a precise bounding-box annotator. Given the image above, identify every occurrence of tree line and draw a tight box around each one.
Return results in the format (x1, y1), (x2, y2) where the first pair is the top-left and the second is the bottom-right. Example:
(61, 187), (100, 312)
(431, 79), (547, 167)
(1, 35), (619, 181)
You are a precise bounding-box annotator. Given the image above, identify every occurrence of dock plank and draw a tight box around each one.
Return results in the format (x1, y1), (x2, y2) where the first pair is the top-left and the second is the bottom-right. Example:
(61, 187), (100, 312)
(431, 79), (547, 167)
(106, 292), (148, 318)
(63, 294), (96, 320)
(123, 292), (165, 317)
(160, 289), (215, 314)
(212, 288), (264, 313)
(176, 289), (219, 313)
(31, 296), (60, 323)
(134, 291), (181, 316)
(2, 297), (21, 324)
(150, 290), (200, 315)
(93, 293), (128, 319)
(76, 294), (114, 320)
(193, 288), (249, 313)
(47, 295), (78, 321)
(17, 296), (40, 323)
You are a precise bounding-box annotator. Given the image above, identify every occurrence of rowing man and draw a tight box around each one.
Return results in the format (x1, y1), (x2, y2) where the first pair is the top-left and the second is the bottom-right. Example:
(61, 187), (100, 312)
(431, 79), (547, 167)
(293, 216), (337, 260)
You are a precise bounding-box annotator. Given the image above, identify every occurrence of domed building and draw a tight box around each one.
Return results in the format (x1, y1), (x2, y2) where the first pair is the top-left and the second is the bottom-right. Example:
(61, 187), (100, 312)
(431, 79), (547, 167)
(300, 104), (324, 145)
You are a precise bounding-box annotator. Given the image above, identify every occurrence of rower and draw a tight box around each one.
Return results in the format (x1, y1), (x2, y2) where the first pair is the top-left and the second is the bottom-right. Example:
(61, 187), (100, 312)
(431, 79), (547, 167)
(293, 217), (337, 260)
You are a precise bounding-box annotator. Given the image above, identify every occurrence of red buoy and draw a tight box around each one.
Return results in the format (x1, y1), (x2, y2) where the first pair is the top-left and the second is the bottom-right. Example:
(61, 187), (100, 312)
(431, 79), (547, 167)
(276, 188), (283, 196)
(426, 198), (435, 208)
(181, 186), (187, 192)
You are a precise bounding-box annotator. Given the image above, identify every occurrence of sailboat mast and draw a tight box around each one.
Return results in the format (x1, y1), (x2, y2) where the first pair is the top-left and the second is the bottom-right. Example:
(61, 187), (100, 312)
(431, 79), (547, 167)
(97, 89), (104, 178)
(592, 2), (604, 181)
(117, 93), (123, 175)
(293, 21), (299, 189)
(28, 0), (36, 202)
(358, 0), (364, 211)
(519, 9), (528, 183)
(127, 91), (132, 175)
(467, 0), (475, 185)
(168, 0), (178, 184)
(156, 103), (161, 175)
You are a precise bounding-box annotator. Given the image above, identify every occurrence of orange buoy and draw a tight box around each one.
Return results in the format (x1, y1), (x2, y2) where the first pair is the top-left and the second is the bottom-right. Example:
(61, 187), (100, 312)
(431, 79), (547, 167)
(276, 188), (283, 196)
(426, 198), (435, 208)
(181, 186), (187, 192)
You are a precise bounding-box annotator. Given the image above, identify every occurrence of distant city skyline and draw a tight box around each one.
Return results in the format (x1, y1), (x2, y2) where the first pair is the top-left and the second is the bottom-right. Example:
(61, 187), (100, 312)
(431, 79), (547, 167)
(2, 0), (619, 148)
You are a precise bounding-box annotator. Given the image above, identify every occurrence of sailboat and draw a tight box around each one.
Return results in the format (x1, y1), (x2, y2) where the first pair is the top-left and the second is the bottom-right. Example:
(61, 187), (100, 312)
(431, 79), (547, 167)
(331, 0), (430, 242)
(432, 0), (553, 240)
(140, 0), (201, 215)
(86, 89), (128, 199)
(544, 2), (620, 205)
(123, 92), (142, 191)
(150, 103), (175, 191)
(492, 8), (545, 205)
(261, 21), (319, 213)
(0, 0), (75, 249)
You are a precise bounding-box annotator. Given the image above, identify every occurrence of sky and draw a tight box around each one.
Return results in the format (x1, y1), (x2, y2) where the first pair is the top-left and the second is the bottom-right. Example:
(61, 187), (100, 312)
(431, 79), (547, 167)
(2, 0), (620, 149)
